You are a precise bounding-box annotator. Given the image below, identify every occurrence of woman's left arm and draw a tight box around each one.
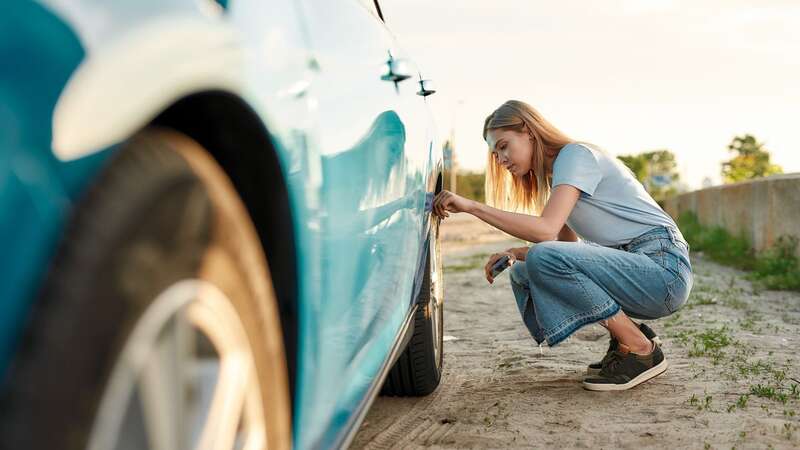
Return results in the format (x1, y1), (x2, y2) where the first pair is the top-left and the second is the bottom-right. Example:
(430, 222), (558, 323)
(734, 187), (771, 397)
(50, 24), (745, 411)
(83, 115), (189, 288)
(433, 184), (581, 243)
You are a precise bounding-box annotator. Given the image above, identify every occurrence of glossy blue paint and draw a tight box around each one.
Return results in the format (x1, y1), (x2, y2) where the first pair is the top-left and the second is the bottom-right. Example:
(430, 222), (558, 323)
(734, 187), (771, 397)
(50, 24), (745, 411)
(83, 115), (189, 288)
(1, 1), (440, 448)
(291, 3), (438, 446)
(0, 1), (114, 379)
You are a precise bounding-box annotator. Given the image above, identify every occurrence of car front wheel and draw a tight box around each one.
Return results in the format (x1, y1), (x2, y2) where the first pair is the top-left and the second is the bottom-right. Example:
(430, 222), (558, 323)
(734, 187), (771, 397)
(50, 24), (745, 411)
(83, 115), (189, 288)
(1, 130), (292, 450)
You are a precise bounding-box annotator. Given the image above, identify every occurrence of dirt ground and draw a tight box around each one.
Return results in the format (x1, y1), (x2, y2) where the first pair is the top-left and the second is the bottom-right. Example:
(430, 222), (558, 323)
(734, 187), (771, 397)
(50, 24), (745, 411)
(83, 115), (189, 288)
(351, 213), (800, 450)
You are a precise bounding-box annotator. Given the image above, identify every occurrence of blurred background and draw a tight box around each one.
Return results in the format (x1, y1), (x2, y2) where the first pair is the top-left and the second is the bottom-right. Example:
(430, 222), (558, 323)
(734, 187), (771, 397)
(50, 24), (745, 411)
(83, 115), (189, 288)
(380, 0), (799, 203)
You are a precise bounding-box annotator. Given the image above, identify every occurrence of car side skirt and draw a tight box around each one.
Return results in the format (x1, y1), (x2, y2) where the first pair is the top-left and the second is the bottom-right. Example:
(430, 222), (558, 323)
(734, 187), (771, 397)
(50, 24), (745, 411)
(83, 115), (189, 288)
(330, 301), (418, 450)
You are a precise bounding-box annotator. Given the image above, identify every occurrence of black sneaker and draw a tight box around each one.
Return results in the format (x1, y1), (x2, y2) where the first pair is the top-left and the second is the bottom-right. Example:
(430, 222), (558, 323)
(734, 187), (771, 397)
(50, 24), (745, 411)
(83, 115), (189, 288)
(582, 340), (668, 391)
(586, 322), (661, 376)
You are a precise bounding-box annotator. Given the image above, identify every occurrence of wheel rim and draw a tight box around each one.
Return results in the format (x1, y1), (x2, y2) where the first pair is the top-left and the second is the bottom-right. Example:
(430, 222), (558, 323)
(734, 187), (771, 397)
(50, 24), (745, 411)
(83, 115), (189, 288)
(87, 279), (266, 450)
(429, 216), (444, 367)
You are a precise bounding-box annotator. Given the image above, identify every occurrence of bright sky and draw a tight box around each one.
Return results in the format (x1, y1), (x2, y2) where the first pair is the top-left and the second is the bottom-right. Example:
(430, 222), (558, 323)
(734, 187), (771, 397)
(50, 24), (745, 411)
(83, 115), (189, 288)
(380, 0), (800, 189)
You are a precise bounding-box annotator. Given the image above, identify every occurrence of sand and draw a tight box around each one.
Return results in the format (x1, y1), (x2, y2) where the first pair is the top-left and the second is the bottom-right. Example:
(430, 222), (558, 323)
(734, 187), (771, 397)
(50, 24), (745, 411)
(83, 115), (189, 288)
(351, 213), (800, 450)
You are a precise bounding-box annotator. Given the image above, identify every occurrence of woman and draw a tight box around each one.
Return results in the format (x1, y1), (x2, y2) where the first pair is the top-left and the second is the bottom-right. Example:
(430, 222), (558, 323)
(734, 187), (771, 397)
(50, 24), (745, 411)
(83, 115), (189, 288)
(432, 100), (693, 391)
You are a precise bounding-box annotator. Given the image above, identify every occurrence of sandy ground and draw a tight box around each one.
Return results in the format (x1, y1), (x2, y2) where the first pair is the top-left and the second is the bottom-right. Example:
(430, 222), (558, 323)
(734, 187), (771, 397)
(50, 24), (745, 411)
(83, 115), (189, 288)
(351, 213), (800, 449)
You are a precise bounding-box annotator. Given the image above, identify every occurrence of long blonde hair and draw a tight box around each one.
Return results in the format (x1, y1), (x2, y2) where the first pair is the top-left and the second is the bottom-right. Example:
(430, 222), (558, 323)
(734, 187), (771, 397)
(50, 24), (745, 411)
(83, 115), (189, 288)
(483, 100), (573, 215)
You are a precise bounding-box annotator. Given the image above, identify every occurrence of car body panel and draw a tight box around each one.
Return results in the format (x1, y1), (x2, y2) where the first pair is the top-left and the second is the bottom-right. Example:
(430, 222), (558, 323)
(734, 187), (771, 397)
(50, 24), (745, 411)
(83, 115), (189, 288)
(292, 1), (438, 447)
(0, 0), (113, 379)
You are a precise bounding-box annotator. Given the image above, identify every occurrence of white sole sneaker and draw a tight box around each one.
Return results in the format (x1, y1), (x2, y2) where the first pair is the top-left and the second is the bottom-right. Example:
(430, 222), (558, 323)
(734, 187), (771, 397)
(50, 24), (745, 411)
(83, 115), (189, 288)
(582, 358), (668, 391)
(585, 336), (663, 377)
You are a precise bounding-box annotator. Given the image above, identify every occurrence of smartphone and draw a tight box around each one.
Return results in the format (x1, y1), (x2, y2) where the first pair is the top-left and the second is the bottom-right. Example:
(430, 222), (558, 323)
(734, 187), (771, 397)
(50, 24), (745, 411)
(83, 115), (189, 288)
(490, 255), (512, 278)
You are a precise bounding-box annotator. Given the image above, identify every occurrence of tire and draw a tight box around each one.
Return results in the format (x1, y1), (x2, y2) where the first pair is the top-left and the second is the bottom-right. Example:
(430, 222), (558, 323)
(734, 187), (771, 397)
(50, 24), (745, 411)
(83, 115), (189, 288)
(380, 216), (444, 396)
(0, 130), (292, 450)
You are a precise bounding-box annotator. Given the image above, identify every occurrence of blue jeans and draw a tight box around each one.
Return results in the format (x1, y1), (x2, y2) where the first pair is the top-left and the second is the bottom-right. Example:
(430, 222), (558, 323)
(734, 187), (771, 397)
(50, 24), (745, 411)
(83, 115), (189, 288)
(508, 225), (693, 347)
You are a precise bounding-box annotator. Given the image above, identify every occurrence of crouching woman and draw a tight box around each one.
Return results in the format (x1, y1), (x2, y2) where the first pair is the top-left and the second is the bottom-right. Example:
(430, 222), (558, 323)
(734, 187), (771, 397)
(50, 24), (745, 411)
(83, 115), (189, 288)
(431, 100), (693, 391)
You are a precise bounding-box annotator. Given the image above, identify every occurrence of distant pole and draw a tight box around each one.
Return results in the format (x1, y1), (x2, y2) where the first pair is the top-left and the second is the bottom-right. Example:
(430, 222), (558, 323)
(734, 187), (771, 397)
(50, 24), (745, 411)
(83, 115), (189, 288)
(450, 129), (457, 194)
(450, 99), (465, 194)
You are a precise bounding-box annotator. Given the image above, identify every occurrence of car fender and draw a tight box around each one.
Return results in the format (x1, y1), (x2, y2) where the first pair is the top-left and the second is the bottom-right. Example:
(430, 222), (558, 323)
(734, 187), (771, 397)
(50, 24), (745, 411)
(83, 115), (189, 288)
(52, 15), (246, 161)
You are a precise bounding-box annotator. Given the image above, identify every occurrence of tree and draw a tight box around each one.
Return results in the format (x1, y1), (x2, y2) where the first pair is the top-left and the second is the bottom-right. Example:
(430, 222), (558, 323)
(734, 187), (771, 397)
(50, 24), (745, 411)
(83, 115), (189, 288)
(617, 150), (681, 202)
(721, 134), (783, 183)
(444, 170), (484, 203)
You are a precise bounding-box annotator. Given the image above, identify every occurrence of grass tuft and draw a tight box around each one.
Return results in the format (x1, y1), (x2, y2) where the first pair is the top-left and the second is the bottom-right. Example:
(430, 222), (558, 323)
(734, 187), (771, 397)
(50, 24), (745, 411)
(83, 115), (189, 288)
(678, 212), (800, 291)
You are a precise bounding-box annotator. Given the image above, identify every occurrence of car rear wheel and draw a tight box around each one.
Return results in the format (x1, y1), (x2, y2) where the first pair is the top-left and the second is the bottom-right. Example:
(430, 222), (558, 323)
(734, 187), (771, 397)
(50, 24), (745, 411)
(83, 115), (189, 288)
(380, 215), (444, 396)
(0, 130), (291, 450)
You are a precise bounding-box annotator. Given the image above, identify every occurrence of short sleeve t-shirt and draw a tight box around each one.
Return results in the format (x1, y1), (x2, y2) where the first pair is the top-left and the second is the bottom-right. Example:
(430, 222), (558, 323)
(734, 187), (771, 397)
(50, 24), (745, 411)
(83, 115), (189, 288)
(551, 142), (683, 247)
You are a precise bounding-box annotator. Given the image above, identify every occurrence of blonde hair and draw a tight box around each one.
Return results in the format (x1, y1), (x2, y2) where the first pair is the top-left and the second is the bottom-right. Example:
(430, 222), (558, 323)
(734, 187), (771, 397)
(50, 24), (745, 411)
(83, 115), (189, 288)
(483, 100), (573, 215)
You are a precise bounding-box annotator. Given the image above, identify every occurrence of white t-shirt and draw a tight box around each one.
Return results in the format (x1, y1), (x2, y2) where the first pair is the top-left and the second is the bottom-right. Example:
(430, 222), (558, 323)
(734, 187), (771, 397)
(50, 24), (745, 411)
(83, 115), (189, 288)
(551, 142), (684, 247)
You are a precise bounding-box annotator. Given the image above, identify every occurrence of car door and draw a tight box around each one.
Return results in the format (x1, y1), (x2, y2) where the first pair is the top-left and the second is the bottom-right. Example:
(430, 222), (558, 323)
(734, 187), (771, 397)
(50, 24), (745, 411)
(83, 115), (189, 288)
(292, 0), (429, 447)
(379, 13), (440, 293)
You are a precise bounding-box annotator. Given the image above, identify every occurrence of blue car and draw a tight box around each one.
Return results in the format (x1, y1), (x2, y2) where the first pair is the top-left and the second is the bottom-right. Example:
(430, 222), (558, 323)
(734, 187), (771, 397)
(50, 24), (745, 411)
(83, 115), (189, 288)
(1, 1), (444, 448)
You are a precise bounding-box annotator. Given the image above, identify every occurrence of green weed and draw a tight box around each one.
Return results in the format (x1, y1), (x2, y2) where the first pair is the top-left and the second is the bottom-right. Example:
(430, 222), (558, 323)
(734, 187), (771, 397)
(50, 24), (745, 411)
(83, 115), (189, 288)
(678, 212), (800, 291)
(750, 384), (787, 403)
(445, 253), (492, 273)
(687, 326), (736, 363)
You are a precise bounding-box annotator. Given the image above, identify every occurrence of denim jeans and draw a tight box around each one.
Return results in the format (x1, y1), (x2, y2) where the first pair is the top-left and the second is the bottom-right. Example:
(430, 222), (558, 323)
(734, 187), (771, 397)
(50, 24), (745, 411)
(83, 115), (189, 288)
(508, 225), (693, 347)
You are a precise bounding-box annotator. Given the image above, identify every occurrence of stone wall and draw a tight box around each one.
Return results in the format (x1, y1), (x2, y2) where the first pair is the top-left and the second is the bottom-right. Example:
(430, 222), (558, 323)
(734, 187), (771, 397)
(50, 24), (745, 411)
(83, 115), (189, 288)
(662, 173), (800, 256)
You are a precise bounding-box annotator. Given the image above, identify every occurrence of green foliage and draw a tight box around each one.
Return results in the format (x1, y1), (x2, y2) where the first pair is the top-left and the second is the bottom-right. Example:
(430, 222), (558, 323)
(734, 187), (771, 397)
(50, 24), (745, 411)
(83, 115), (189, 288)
(736, 394), (749, 410)
(444, 170), (485, 203)
(750, 236), (800, 290)
(677, 211), (754, 270)
(444, 252), (491, 273)
(678, 211), (800, 291)
(721, 134), (783, 184)
(686, 326), (736, 364)
(750, 384), (791, 404)
(617, 149), (681, 202)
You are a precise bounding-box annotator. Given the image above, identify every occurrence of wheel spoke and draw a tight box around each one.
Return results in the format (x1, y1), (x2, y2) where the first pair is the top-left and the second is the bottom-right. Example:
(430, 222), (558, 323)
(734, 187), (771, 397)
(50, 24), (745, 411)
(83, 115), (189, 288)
(90, 279), (272, 450)
(139, 317), (189, 450)
(188, 294), (254, 450)
(241, 375), (268, 450)
(194, 355), (250, 450)
(173, 308), (196, 449)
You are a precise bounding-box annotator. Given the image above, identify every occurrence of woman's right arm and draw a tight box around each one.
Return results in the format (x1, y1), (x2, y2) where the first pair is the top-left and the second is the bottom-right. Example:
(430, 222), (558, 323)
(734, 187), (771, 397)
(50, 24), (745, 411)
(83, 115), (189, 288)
(503, 224), (576, 262)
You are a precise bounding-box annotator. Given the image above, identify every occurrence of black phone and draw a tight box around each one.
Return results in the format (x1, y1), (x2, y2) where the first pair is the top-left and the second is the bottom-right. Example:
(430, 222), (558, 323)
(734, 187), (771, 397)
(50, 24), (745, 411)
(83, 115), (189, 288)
(490, 255), (512, 278)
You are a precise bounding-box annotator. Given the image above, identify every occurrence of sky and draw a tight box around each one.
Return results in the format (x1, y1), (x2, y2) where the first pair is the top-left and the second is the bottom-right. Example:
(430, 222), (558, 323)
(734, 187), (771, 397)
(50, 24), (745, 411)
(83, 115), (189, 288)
(379, 0), (800, 189)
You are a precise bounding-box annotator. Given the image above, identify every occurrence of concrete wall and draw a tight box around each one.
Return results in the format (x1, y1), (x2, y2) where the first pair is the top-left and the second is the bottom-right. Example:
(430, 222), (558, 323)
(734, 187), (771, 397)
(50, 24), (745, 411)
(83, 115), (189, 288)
(663, 173), (800, 256)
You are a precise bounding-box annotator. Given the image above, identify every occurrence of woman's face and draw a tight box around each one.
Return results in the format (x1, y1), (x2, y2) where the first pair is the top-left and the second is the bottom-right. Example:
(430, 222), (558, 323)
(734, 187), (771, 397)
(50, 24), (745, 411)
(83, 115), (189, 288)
(485, 128), (533, 177)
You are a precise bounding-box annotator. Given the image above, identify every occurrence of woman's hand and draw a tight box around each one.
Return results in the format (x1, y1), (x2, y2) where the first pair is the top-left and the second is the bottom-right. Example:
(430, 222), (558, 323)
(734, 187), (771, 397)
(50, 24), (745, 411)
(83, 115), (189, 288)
(484, 251), (516, 284)
(432, 190), (474, 219)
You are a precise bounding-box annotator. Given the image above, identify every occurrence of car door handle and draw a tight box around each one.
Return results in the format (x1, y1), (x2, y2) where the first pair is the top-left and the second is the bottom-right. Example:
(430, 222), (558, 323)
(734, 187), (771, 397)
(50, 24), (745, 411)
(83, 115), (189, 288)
(417, 79), (436, 97)
(381, 57), (412, 83)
